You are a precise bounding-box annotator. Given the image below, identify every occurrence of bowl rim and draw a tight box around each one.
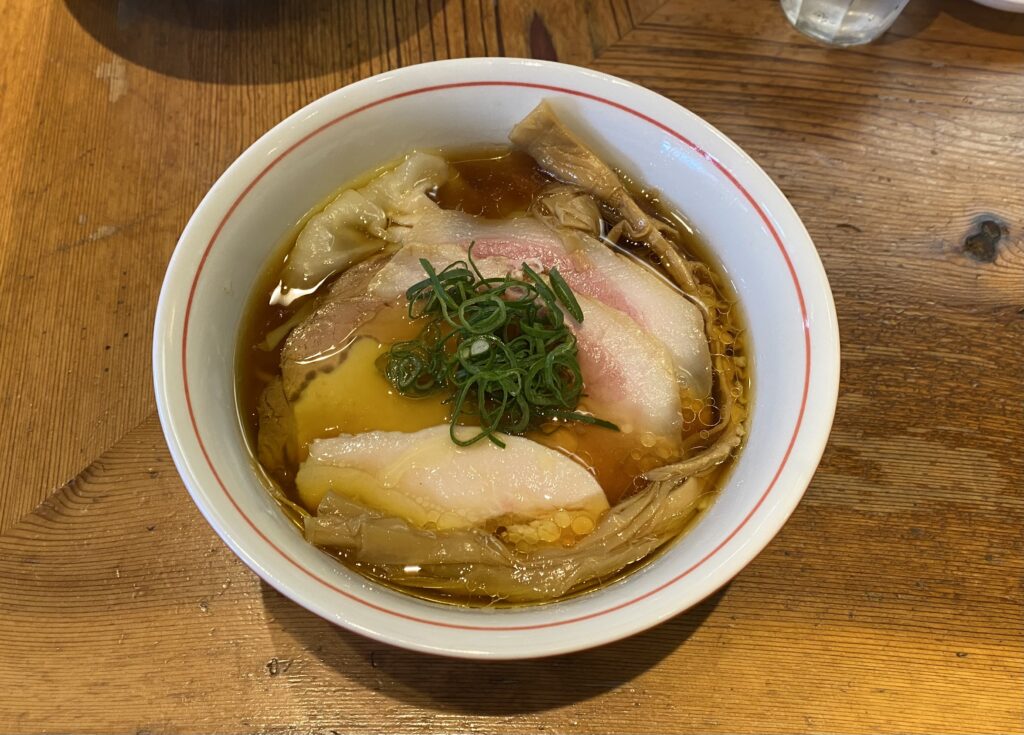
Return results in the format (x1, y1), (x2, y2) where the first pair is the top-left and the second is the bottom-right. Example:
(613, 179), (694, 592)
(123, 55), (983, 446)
(154, 57), (840, 659)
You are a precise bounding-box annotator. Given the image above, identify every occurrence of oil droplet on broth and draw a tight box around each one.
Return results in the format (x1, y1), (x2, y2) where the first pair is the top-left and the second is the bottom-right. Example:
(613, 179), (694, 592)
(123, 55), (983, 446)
(530, 418), (679, 504)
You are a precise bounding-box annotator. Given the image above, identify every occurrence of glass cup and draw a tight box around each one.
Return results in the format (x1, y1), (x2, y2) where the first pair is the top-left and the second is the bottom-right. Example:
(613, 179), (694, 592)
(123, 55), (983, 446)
(781, 0), (911, 46)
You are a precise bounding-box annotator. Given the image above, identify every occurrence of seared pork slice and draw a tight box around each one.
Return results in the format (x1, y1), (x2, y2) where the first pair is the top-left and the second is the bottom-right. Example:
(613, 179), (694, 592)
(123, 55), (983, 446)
(297, 426), (610, 532)
(571, 294), (683, 444)
(406, 208), (712, 396)
(281, 252), (393, 400)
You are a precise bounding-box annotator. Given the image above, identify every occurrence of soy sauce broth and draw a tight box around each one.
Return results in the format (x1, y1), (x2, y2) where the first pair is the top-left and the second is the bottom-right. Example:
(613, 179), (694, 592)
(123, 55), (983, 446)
(237, 149), (547, 448)
(237, 147), (746, 512)
(433, 148), (549, 218)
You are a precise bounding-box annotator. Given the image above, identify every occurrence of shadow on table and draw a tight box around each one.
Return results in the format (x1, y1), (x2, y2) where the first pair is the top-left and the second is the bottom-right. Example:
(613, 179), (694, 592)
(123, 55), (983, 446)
(260, 580), (727, 714)
(877, 1), (943, 42)
(939, 0), (1024, 36)
(881, 0), (1024, 43)
(63, 0), (432, 84)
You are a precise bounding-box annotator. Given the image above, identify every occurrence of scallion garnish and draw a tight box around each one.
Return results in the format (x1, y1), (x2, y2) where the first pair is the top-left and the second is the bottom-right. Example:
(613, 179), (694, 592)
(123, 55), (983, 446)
(379, 244), (619, 447)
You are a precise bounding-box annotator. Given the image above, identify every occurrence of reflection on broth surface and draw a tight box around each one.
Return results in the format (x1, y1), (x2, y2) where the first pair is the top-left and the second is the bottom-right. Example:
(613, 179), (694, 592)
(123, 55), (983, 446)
(237, 102), (750, 605)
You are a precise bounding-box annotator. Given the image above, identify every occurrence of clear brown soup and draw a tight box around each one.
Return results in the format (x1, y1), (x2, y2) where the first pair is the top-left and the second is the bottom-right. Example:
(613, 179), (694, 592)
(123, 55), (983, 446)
(237, 147), (749, 603)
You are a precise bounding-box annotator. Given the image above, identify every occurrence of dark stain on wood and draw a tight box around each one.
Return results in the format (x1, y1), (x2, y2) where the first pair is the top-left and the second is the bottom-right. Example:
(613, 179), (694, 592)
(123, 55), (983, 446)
(266, 657), (291, 676)
(529, 11), (558, 61)
(963, 218), (1005, 263)
(494, 0), (507, 57)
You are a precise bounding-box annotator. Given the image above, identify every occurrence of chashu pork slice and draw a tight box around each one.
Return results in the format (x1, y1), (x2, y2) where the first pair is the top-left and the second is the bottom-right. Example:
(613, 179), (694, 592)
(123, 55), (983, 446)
(297, 426), (610, 534)
(406, 208), (712, 397)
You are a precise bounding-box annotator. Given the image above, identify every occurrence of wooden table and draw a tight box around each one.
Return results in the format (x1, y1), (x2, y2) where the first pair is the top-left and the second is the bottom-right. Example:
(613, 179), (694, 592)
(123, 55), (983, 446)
(1, 0), (1022, 732)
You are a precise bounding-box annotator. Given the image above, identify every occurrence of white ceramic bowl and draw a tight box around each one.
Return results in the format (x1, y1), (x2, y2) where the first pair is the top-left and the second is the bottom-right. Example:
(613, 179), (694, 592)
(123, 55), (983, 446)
(153, 58), (839, 659)
(970, 0), (1024, 12)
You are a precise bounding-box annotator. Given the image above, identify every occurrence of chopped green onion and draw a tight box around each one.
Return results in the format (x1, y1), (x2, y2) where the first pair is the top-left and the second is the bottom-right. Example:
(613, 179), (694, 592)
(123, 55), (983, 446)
(379, 247), (618, 447)
(548, 267), (584, 322)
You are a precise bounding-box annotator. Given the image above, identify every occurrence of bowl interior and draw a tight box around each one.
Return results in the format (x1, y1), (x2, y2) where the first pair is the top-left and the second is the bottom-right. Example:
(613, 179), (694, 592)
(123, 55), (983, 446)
(155, 59), (838, 659)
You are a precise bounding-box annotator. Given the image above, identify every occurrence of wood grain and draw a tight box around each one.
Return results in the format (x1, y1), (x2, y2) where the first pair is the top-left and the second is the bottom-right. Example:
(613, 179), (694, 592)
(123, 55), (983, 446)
(1, 0), (1022, 733)
(1, 415), (1020, 734)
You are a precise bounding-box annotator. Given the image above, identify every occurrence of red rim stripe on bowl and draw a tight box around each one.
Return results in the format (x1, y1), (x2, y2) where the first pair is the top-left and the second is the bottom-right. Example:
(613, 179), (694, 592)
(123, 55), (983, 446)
(181, 81), (811, 631)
